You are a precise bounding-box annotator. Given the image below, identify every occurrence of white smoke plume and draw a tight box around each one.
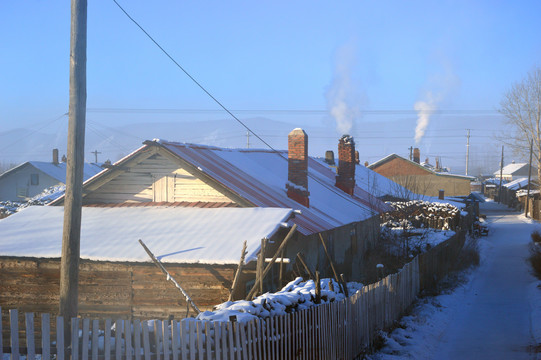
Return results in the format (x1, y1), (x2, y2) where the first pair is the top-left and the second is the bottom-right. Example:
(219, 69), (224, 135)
(325, 41), (363, 135)
(413, 57), (460, 144)
(414, 91), (439, 144)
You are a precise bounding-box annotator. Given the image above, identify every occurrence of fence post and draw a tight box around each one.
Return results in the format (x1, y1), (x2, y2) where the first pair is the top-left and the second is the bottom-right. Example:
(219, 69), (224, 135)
(81, 318), (89, 360)
(41, 313), (51, 360)
(10, 309), (19, 360)
(104, 319), (111, 360)
(24, 313), (35, 360)
(56, 316), (64, 360)
(72, 317), (80, 360)
(115, 319), (122, 360)
(91, 319), (99, 360)
(0, 307), (3, 360)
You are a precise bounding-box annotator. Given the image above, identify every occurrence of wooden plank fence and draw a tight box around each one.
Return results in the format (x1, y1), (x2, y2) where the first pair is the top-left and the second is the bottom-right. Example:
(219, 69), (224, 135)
(1, 227), (471, 360)
(0, 257), (420, 360)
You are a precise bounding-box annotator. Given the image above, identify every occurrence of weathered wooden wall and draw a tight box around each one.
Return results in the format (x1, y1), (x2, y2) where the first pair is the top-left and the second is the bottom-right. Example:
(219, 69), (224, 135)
(83, 153), (234, 204)
(0, 257), (236, 321)
(418, 230), (466, 290)
(282, 216), (381, 287)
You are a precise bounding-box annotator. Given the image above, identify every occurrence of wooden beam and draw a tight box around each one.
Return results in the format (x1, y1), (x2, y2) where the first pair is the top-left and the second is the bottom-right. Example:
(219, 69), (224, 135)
(228, 240), (247, 301)
(246, 224), (297, 300)
(318, 233), (345, 295)
(258, 239), (266, 295)
(138, 239), (200, 314)
(315, 271), (321, 304)
(296, 253), (314, 280)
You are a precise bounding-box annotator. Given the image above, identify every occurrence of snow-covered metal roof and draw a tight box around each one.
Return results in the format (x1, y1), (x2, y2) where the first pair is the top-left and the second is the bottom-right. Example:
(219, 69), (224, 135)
(503, 177), (530, 190)
(493, 163), (534, 177)
(156, 140), (391, 235)
(353, 162), (411, 198)
(0, 161), (103, 183)
(0, 206), (293, 264)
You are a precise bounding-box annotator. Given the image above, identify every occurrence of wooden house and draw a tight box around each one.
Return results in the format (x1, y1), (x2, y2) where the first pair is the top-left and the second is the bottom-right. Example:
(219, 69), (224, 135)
(0, 206), (293, 319)
(1, 129), (390, 319)
(368, 148), (474, 197)
(493, 162), (538, 182)
(0, 149), (102, 201)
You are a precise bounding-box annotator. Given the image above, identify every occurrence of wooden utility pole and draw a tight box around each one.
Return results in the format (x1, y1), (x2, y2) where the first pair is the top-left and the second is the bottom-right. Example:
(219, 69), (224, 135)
(465, 129), (470, 176)
(91, 149), (101, 163)
(59, 0), (87, 348)
(525, 140), (534, 217)
(498, 146), (504, 203)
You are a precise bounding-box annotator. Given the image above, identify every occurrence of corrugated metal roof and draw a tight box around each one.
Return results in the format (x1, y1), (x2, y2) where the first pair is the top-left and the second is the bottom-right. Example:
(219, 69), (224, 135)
(157, 140), (390, 235)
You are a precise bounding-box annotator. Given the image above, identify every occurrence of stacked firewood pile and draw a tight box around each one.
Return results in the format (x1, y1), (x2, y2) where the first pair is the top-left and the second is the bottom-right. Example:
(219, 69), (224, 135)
(0, 185), (64, 218)
(382, 200), (462, 231)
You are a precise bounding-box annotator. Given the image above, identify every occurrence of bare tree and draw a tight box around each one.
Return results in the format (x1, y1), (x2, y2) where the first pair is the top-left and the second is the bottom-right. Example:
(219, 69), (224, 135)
(499, 66), (541, 182)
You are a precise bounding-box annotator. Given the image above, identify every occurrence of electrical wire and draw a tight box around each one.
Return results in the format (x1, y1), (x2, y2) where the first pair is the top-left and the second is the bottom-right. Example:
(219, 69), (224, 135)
(88, 107), (499, 115)
(111, 0), (384, 213)
(0, 112), (67, 154)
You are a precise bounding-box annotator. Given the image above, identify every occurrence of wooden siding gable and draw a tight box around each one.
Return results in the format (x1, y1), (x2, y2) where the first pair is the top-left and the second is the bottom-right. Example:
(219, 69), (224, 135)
(82, 149), (238, 204)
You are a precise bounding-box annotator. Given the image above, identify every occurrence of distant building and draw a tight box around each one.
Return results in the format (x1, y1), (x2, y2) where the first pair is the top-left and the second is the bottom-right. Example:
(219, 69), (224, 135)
(0, 149), (103, 201)
(493, 162), (538, 181)
(368, 148), (474, 197)
(0, 131), (392, 318)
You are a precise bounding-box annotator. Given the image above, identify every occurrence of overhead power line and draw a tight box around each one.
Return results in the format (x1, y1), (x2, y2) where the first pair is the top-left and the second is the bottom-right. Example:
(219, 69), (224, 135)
(0, 112), (68, 154)
(111, 0), (384, 212)
(87, 107), (500, 115)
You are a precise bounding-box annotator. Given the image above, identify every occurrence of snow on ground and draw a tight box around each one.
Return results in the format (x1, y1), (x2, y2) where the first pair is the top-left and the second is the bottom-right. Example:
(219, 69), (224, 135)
(368, 200), (541, 360)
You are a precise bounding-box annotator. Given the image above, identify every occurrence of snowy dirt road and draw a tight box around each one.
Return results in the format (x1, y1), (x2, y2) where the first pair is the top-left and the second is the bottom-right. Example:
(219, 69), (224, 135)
(371, 201), (541, 360)
(432, 203), (539, 359)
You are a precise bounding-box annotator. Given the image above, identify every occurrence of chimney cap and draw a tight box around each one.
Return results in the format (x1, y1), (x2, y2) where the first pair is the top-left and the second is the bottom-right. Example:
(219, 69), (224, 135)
(339, 134), (354, 144)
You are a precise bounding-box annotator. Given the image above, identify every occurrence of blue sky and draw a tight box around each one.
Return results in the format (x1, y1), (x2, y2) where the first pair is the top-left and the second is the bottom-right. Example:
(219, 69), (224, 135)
(1, 1), (540, 174)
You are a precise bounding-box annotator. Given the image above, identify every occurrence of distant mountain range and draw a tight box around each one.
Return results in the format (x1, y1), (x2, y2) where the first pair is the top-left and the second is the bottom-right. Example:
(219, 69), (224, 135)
(1, 117), (337, 166)
(0, 115), (503, 176)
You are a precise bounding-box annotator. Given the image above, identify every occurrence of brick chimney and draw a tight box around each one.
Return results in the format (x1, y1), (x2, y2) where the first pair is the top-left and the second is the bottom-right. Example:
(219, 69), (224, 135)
(335, 135), (356, 195)
(286, 128), (310, 207)
(52, 148), (59, 165)
(413, 148), (420, 164)
(324, 150), (335, 165)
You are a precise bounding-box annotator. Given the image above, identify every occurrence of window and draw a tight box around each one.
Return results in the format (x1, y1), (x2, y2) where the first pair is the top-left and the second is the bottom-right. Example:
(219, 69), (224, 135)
(30, 174), (39, 186)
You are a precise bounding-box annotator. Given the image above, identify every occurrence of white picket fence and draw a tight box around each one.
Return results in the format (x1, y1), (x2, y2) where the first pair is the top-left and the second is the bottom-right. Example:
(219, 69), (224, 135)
(1, 257), (420, 360)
